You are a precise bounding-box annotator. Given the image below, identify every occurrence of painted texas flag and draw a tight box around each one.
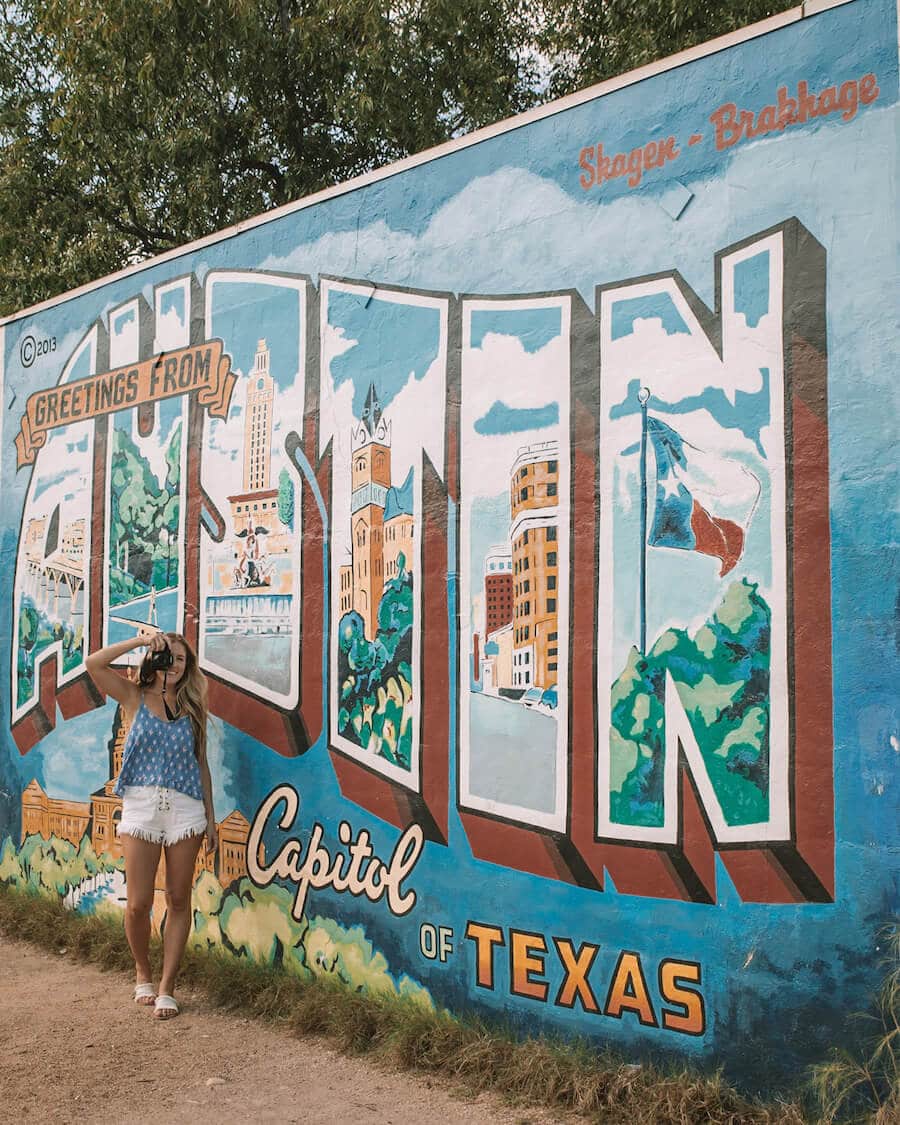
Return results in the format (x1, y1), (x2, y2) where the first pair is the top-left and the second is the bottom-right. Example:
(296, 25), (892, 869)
(647, 418), (760, 577)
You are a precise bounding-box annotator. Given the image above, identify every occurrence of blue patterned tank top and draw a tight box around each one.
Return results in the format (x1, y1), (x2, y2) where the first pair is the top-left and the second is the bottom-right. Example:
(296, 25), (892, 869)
(114, 699), (203, 801)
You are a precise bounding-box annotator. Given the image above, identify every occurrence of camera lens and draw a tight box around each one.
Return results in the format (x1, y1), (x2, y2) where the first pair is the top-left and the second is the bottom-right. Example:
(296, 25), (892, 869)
(149, 645), (173, 671)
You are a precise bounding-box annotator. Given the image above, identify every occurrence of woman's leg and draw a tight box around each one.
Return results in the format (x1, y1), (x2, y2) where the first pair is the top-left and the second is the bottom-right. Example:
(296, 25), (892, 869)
(121, 833), (162, 998)
(157, 832), (203, 1011)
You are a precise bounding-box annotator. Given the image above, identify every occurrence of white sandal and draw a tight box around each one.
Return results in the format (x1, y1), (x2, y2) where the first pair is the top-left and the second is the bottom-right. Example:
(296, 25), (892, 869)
(154, 993), (179, 1019)
(133, 982), (156, 1005)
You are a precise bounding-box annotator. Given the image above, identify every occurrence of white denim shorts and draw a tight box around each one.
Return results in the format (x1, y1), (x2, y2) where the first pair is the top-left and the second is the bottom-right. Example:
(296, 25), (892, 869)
(118, 786), (208, 846)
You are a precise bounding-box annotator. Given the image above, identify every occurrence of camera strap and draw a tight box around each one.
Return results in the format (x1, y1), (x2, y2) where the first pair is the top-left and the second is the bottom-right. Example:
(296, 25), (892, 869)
(161, 671), (179, 721)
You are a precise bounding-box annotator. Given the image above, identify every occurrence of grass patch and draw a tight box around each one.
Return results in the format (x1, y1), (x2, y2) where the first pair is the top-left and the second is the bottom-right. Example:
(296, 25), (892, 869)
(0, 883), (811, 1123)
(810, 926), (899, 1124)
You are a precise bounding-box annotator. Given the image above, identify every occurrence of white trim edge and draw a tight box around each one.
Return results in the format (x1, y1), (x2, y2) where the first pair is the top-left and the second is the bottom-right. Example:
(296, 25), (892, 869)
(802, 0), (856, 14)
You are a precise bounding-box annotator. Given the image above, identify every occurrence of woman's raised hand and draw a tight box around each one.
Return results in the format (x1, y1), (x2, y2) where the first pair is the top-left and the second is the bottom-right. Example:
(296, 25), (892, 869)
(138, 626), (168, 653)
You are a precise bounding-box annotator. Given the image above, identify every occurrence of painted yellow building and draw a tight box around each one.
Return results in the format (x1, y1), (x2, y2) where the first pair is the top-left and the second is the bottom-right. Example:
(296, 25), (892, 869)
(24, 516), (46, 563)
(21, 704), (258, 891)
(90, 710), (129, 860)
(60, 518), (85, 560)
(338, 564), (353, 614)
(218, 810), (256, 886)
(154, 808), (256, 892)
(383, 511), (414, 581)
(509, 441), (560, 692)
(21, 780), (90, 846)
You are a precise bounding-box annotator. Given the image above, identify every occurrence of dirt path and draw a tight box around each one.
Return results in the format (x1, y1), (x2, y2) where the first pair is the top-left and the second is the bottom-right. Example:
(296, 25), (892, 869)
(0, 935), (569, 1125)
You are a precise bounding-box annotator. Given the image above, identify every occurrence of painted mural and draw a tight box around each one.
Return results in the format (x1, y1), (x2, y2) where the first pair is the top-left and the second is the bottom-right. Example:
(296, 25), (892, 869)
(321, 279), (448, 785)
(598, 236), (785, 841)
(199, 272), (307, 705)
(103, 293), (189, 656)
(459, 296), (572, 830)
(12, 331), (97, 716)
(1, 0), (897, 1095)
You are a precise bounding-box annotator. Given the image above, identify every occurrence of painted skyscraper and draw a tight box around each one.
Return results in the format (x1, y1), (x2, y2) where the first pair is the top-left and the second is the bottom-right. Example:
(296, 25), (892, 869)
(243, 339), (274, 492)
(226, 338), (289, 554)
(510, 441), (560, 691)
(483, 545), (513, 637)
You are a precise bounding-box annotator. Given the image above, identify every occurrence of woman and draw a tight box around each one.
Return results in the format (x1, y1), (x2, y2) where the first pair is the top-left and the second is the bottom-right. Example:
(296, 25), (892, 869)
(86, 629), (216, 1019)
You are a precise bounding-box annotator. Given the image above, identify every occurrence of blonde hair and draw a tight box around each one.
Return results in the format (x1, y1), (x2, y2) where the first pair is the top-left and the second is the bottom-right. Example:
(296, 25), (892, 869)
(139, 632), (208, 761)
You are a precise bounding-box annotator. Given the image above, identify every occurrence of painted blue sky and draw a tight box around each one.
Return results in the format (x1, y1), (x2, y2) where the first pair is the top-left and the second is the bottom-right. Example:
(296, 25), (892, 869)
(607, 252), (773, 454)
(160, 287), (185, 323)
(328, 290), (440, 417)
(471, 306), (562, 438)
(111, 308), (135, 334)
(471, 306), (561, 352)
(611, 294), (688, 339)
(69, 345), (92, 381)
(612, 373), (771, 457)
(466, 305), (565, 613)
(14, 701), (240, 817)
(209, 280), (302, 388)
(734, 251), (770, 328)
(475, 400), (559, 435)
(33, 466), (77, 502)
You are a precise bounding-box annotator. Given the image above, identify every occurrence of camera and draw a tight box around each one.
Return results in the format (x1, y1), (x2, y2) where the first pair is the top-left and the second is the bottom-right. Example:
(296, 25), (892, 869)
(147, 643), (174, 672)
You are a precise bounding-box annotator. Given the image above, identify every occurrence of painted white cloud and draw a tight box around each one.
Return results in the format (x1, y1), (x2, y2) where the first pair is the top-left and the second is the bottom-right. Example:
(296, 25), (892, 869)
(41, 721), (108, 799)
(271, 375), (305, 441)
(108, 308), (139, 367)
(203, 373), (249, 507)
(22, 426), (93, 527)
(324, 362), (447, 565)
(390, 358), (446, 481)
(323, 322), (358, 363)
(256, 107), (895, 371)
(462, 330), (566, 502)
(155, 303), (188, 350)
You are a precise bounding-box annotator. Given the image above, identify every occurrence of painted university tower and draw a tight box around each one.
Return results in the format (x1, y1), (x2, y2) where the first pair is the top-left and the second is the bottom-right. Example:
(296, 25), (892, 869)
(339, 385), (414, 640)
(226, 338), (292, 558)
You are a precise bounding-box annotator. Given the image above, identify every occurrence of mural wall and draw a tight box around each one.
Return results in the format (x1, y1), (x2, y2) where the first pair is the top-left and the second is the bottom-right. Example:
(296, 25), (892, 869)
(1, 0), (897, 1093)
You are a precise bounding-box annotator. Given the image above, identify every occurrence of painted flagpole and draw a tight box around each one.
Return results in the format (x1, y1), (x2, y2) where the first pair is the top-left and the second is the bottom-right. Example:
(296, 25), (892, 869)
(638, 387), (651, 655)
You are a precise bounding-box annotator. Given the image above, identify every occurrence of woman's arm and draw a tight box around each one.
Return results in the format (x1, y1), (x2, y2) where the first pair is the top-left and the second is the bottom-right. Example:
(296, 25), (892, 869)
(84, 629), (156, 710)
(199, 753), (217, 853)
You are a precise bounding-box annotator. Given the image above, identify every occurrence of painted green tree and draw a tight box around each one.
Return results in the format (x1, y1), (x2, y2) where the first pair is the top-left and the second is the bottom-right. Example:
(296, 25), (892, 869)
(16, 601), (83, 707)
(0, 837), (23, 886)
(189, 873), (433, 1005)
(277, 467), (295, 532)
(159, 419), (182, 587)
(16, 603), (40, 702)
(337, 557), (413, 769)
(108, 419), (181, 603)
(0, 833), (122, 896)
(610, 579), (771, 829)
